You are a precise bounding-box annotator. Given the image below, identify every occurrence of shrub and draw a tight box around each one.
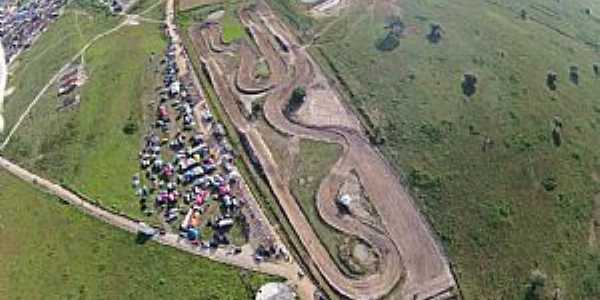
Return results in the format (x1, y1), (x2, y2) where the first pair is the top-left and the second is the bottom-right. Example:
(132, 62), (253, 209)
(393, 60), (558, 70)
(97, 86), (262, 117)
(546, 71), (558, 91)
(376, 32), (400, 52)
(541, 176), (557, 191)
(569, 66), (579, 85)
(462, 73), (478, 97)
(551, 126), (562, 147)
(427, 23), (443, 43)
(122, 119), (138, 135)
(525, 269), (547, 300)
(376, 17), (404, 52)
(285, 86), (306, 115)
(419, 122), (443, 144)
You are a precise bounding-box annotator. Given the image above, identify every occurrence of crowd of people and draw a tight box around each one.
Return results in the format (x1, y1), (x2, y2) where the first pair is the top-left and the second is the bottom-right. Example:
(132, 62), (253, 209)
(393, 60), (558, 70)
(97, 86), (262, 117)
(0, 0), (65, 63)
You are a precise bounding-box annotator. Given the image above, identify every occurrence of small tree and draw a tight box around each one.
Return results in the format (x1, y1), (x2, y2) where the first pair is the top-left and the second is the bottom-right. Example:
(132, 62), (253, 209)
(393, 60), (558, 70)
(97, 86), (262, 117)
(250, 101), (262, 120)
(286, 86), (306, 115)
(292, 87), (306, 105)
(569, 66), (579, 85)
(376, 31), (400, 51)
(593, 63), (599, 76)
(546, 71), (558, 91)
(378, 17), (405, 52)
(525, 269), (547, 300)
(521, 9), (528, 20)
(122, 118), (138, 135)
(427, 23), (443, 43)
(461, 73), (478, 97)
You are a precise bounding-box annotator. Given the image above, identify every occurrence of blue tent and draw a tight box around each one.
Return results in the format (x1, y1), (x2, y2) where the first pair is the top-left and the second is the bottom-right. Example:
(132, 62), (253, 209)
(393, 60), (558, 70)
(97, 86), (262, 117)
(187, 228), (199, 241)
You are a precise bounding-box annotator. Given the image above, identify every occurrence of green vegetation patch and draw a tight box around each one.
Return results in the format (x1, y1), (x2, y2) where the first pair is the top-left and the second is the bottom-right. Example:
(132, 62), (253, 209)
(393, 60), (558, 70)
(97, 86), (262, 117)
(268, 0), (313, 35)
(255, 59), (271, 79)
(4, 20), (167, 219)
(0, 170), (278, 299)
(221, 11), (244, 44)
(289, 139), (359, 276)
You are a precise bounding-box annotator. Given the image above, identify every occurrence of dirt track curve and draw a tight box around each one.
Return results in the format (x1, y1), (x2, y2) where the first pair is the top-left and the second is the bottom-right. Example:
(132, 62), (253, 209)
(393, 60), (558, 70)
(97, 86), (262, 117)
(188, 1), (456, 299)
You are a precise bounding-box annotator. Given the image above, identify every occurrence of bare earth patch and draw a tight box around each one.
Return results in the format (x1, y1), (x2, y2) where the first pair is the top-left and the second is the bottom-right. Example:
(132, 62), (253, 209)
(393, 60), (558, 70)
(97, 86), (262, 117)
(338, 170), (385, 230)
(295, 78), (361, 131)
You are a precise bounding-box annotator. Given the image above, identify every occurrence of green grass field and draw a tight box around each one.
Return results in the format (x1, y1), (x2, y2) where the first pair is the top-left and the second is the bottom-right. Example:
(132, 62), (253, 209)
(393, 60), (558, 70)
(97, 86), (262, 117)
(3, 7), (167, 219)
(0, 2), (121, 139)
(0, 170), (278, 299)
(271, 0), (600, 298)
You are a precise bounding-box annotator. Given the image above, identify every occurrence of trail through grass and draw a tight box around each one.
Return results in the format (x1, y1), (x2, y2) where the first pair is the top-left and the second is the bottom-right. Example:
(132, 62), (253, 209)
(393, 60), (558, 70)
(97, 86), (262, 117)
(4, 17), (166, 219)
(0, 170), (278, 299)
(0, 3), (120, 139)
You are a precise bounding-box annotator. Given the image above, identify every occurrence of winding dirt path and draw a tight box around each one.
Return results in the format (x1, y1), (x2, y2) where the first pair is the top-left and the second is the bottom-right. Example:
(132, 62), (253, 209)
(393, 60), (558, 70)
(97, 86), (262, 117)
(188, 2), (456, 299)
(235, 41), (273, 95)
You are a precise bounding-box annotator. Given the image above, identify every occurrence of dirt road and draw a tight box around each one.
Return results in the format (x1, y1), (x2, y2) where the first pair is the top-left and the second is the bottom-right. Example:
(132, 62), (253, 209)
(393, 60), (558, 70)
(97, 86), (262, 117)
(0, 156), (302, 277)
(187, 1), (457, 299)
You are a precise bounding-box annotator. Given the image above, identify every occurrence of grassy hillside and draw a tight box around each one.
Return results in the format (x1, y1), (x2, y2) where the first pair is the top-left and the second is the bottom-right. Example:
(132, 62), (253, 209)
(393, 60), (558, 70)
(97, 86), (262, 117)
(3, 12), (166, 218)
(273, 0), (600, 298)
(1, 2), (120, 138)
(0, 170), (278, 299)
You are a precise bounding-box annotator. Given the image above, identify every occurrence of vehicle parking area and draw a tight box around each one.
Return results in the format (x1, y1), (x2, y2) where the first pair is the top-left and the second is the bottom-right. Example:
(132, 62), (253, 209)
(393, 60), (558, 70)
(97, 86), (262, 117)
(132, 33), (286, 262)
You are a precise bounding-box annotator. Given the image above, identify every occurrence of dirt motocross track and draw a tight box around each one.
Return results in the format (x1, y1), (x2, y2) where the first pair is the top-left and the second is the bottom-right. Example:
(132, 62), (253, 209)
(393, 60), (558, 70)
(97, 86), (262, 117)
(186, 2), (456, 299)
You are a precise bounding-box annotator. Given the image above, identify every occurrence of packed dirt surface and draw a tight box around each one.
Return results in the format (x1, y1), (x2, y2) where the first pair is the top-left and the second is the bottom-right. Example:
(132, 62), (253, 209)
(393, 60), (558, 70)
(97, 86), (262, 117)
(337, 171), (384, 230)
(295, 76), (361, 130)
(186, 1), (456, 299)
